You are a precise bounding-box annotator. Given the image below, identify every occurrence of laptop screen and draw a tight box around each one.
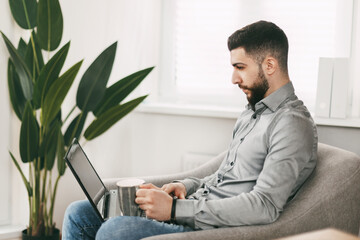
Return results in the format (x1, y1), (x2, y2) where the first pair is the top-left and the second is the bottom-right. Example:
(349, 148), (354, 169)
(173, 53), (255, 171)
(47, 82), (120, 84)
(64, 139), (107, 219)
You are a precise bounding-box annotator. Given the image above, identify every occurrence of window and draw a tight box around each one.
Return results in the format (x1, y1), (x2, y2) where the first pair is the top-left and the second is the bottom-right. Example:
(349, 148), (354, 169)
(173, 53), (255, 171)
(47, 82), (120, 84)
(159, 0), (355, 114)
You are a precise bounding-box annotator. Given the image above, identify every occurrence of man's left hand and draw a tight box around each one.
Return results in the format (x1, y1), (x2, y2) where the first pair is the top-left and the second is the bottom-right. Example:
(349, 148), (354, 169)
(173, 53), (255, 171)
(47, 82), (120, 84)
(135, 186), (173, 221)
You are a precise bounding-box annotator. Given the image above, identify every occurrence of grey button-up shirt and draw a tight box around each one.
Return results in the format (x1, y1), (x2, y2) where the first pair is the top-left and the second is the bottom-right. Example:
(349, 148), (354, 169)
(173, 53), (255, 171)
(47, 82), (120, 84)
(176, 82), (318, 230)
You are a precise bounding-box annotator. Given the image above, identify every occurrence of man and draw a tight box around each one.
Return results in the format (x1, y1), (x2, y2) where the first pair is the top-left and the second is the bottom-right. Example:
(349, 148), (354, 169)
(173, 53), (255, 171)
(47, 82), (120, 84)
(62, 20), (317, 240)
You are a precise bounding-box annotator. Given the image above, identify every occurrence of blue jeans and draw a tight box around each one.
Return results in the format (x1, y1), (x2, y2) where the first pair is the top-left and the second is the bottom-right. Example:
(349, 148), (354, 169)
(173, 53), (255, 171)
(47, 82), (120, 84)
(62, 200), (193, 240)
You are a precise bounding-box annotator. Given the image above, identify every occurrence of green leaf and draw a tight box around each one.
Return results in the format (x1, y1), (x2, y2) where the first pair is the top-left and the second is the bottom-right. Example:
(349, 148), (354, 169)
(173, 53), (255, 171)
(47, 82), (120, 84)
(1, 31), (33, 100)
(20, 102), (39, 163)
(17, 38), (27, 58)
(93, 67), (154, 116)
(33, 32), (44, 69)
(54, 109), (62, 123)
(8, 59), (26, 120)
(76, 42), (117, 112)
(57, 127), (66, 176)
(64, 112), (87, 146)
(37, 114), (60, 169)
(43, 122), (60, 170)
(42, 60), (83, 127)
(9, 151), (33, 197)
(9, 0), (37, 29)
(37, 0), (63, 51)
(33, 42), (70, 109)
(84, 95), (147, 140)
(7, 39), (30, 120)
(24, 31), (44, 81)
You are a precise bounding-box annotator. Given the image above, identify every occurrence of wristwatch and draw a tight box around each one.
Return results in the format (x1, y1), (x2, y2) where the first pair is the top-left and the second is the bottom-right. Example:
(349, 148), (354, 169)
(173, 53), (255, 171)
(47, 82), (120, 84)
(170, 197), (177, 223)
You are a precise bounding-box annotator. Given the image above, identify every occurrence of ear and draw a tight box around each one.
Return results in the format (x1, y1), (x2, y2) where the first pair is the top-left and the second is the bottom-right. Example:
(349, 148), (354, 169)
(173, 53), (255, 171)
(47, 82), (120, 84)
(262, 56), (277, 75)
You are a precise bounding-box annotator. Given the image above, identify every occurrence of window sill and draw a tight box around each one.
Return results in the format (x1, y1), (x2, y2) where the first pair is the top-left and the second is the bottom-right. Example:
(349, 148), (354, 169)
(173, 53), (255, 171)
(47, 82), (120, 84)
(136, 102), (360, 128)
(136, 102), (242, 119)
(314, 116), (360, 128)
(0, 225), (23, 240)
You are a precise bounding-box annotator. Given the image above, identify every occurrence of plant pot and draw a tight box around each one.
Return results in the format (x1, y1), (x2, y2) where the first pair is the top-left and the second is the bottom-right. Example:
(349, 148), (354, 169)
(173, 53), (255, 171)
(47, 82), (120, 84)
(22, 228), (60, 240)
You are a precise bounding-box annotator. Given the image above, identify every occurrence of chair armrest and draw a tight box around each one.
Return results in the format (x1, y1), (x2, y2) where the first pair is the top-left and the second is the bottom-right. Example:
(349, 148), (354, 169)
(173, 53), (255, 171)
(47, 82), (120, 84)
(103, 151), (226, 190)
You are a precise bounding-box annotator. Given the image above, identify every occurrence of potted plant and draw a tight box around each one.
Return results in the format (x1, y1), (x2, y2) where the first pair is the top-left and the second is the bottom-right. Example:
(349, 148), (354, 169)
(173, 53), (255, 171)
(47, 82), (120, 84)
(2, 0), (153, 238)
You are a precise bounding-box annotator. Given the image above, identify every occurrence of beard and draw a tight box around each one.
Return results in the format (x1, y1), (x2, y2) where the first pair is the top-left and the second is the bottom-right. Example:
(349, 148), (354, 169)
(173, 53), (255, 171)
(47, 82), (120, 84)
(242, 68), (269, 111)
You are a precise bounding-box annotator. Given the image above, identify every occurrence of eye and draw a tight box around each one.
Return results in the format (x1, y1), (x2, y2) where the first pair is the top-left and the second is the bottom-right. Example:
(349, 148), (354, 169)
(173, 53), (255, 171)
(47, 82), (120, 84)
(235, 66), (244, 70)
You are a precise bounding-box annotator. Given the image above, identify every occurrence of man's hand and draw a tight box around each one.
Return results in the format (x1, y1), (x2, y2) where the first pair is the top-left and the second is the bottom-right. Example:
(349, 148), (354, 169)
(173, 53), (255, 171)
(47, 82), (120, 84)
(135, 185), (173, 221)
(139, 183), (161, 191)
(161, 182), (187, 199)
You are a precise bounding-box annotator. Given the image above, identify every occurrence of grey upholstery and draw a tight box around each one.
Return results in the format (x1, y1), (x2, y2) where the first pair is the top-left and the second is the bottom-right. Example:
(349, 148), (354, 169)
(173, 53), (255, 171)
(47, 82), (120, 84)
(103, 143), (360, 240)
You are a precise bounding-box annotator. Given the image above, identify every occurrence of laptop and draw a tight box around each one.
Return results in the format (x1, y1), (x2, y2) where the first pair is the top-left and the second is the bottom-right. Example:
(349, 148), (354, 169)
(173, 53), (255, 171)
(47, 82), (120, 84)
(64, 138), (121, 222)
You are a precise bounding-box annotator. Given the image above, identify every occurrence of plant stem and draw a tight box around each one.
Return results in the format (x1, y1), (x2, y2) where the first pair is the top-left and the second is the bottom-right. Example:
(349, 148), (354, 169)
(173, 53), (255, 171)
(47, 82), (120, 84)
(21, 0), (40, 78)
(48, 171), (53, 227)
(27, 196), (32, 235)
(41, 165), (48, 202)
(28, 163), (33, 236)
(63, 105), (76, 126)
(49, 175), (61, 229)
(29, 32), (40, 78)
(46, 3), (51, 52)
(30, 161), (36, 235)
(42, 170), (48, 235)
(29, 160), (34, 194)
(34, 158), (41, 234)
(69, 111), (85, 143)
(44, 171), (52, 235)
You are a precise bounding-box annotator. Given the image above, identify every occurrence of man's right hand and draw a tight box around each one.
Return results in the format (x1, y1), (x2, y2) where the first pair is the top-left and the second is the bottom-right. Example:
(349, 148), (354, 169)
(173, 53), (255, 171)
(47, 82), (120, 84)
(161, 182), (187, 199)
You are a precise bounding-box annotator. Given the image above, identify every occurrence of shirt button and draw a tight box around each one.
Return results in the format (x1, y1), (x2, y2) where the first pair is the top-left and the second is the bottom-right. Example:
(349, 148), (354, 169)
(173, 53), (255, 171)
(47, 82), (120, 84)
(202, 190), (209, 196)
(230, 162), (234, 166)
(217, 179), (221, 183)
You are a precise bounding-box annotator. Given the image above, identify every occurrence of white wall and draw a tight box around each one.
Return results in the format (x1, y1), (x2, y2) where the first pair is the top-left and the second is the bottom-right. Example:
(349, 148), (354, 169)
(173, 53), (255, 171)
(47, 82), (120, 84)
(0, 0), (12, 226)
(0, 0), (30, 230)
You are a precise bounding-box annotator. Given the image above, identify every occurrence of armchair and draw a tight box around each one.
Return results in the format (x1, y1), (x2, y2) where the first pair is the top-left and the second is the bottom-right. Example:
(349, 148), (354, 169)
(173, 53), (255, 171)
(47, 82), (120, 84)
(104, 143), (360, 240)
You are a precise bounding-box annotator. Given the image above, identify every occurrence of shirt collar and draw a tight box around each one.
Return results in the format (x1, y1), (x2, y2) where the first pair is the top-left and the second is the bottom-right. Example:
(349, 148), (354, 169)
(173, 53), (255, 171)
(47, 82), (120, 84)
(246, 81), (295, 112)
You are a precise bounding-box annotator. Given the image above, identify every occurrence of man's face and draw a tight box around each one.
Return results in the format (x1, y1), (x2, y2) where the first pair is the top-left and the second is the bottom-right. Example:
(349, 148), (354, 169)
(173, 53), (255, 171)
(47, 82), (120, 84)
(230, 47), (269, 109)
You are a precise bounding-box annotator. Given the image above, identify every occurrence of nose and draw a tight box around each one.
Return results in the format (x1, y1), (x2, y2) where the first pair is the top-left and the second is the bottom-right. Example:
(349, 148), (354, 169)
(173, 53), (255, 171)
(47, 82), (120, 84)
(232, 68), (242, 85)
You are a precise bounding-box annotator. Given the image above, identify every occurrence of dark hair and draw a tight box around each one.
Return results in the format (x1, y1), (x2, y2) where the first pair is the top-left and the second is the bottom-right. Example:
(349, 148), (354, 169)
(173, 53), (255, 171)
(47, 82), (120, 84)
(228, 21), (289, 74)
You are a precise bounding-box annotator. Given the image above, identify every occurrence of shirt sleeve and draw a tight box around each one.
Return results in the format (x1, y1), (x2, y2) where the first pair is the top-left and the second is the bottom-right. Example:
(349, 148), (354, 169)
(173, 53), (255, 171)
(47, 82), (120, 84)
(175, 111), (317, 229)
(176, 171), (219, 196)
